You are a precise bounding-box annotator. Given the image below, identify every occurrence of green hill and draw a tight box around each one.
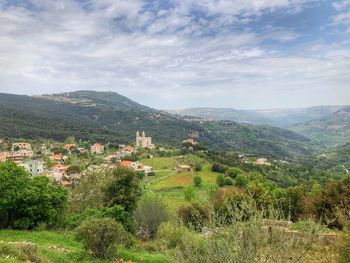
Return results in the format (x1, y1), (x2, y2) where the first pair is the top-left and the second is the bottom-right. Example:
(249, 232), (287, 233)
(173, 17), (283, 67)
(0, 91), (312, 159)
(291, 107), (350, 149)
(170, 105), (346, 128)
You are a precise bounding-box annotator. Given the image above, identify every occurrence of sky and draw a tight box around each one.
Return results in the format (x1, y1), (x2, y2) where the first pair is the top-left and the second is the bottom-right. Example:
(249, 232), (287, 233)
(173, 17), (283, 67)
(0, 0), (350, 110)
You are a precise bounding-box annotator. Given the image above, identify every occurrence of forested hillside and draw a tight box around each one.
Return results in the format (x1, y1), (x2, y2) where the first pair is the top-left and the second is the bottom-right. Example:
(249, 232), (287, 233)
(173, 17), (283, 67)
(0, 91), (312, 159)
(291, 107), (350, 149)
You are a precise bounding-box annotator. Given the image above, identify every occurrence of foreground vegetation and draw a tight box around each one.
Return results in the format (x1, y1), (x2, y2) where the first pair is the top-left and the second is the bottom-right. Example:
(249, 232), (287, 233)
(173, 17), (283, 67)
(1, 146), (350, 262)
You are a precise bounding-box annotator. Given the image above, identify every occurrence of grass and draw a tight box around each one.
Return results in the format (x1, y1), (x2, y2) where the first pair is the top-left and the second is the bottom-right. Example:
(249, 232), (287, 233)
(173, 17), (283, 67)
(144, 157), (220, 210)
(0, 230), (174, 263)
(140, 157), (178, 170)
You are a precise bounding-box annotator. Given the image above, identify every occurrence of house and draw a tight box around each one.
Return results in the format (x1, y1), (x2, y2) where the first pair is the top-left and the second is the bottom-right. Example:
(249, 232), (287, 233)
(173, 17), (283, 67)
(50, 163), (70, 175)
(64, 144), (76, 150)
(19, 159), (45, 176)
(136, 131), (155, 149)
(91, 143), (104, 154)
(177, 164), (193, 172)
(120, 160), (133, 168)
(50, 154), (68, 163)
(11, 142), (32, 151)
(77, 147), (88, 153)
(254, 158), (271, 166)
(139, 165), (153, 175)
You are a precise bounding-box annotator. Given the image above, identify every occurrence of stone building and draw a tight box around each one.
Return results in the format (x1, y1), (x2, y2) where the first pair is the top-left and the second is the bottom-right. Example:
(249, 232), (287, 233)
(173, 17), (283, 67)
(135, 131), (155, 149)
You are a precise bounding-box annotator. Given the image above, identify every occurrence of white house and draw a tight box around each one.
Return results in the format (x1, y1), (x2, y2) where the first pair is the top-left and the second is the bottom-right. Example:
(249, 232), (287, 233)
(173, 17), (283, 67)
(20, 160), (45, 176)
(91, 143), (104, 154)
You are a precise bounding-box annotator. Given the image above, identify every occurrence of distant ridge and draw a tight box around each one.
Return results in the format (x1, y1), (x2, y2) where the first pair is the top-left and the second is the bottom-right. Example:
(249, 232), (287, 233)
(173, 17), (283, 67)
(0, 90), (313, 159)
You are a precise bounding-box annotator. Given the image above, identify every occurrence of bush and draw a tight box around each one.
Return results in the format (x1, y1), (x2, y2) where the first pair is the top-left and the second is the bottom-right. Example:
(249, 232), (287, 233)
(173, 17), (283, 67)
(225, 177), (234, 186)
(216, 174), (225, 187)
(75, 218), (128, 259)
(211, 163), (228, 173)
(184, 186), (196, 202)
(0, 241), (43, 263)
(157, 221), (190, 249)
(226, 167), (244, 179)
(212, 187), (251, 224)
(133, 195), (169, 240)
(193, 175), (202, 187)
(235, 174), (249, 187)
(178, 202), (209, 231)
(102, 205), (133, 232)
(135, 171), (145, 179)
(195, 164), (202, 172)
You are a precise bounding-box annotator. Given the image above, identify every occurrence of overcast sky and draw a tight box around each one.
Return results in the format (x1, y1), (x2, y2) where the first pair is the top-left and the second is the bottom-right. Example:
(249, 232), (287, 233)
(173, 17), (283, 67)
(0, 0), (349, 109)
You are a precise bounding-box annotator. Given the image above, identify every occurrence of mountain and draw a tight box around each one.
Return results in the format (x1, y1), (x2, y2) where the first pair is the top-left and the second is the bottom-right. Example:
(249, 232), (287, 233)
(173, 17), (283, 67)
(169, 105), (346, 128)
(0, 91), (312, 159)
(291, 107), (350, 149)
(255, 106), (347, 128)
(169, 108), (270, 125)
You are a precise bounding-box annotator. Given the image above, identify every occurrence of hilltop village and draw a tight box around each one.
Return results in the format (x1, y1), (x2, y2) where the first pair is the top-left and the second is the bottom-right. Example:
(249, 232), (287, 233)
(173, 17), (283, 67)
(0, 131), (272, 188)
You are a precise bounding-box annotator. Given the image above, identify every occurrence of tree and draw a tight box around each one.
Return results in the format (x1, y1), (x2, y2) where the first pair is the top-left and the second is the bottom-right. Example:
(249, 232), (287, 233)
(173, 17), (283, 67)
(312, 176), (350, 229)
(75, 218), (128, 259)
(212, 163), (229, 173)
(235, 174), (249, 187)
(133, 195), (169, 240)
(193, 175), (202, 187)
(66, 165), (82, 175)
(178, 202), (209, 231)
(283, 186), (307, 221)
(103, 167), (141, 212)
(195, 164), (202, 172)
(226, 167), (244, 179)
(216, 174), (226, 187)
(0, 162), (68, 229)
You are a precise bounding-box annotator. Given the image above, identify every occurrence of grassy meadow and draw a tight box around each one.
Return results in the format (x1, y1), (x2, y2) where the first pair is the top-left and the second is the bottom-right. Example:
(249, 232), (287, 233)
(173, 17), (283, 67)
(0, 230), (174, 263)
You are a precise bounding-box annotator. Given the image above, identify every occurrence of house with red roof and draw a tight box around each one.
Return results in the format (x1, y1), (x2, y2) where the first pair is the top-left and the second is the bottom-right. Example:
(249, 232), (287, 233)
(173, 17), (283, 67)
(91, 143), (104, 154)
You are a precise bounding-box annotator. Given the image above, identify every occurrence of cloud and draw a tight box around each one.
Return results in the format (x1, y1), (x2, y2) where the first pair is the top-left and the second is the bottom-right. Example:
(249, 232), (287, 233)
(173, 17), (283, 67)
(0, 0), (349, 109)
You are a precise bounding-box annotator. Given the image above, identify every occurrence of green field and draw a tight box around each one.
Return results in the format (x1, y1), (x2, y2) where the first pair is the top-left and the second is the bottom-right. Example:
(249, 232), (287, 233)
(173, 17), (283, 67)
(0, 230), (174, 263)
(141, 157), (219, 209)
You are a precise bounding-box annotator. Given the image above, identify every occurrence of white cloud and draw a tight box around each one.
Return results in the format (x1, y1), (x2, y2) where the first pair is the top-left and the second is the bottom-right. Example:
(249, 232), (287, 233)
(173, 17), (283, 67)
(0, 0), (349, 109)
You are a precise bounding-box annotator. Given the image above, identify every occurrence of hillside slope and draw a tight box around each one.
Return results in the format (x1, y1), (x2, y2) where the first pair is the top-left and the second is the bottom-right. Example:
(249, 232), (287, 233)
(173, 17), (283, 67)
(291, 107), (350, 149)
(170, 105), (346, 128)
(0, 91), (312, 159)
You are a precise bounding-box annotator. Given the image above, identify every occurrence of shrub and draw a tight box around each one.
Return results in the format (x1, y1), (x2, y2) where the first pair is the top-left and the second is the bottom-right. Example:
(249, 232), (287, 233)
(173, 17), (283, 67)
(0, 241), (43, 263)
(193, 175), (202, 187)
(290, 219), (327, 235)
(212, 187), (251, 224)
(235, 174), (249, 187)
(75, 218), (128, 259)
(135, 171), (145, 179)
(195, 164), (202, 172)
(184, 186), (196, 202)
(226, 167), (244, 179)
(133, 195), (169, 240)
(216, 174), (225, 187)
(157, 221), (190, 249)
(211, 163), (228, 173)
(225, 177), (234, 186)
(102, 205), (133, 232)
(178, 202), (209, 231)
